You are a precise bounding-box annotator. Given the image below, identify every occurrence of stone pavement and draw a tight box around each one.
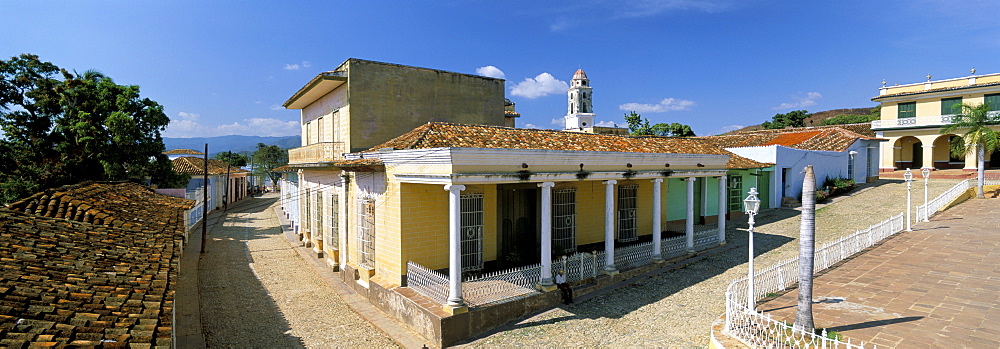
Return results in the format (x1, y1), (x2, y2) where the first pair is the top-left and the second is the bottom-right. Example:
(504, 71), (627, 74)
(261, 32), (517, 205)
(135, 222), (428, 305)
(759, 197), (1000, 348)
(459, 179), (963, 347)
(195, 195), (398, 348)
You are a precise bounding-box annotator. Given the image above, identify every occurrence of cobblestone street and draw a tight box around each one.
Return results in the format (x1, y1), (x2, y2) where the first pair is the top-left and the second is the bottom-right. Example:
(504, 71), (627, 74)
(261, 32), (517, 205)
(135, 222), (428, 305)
(198, 195), (396, 348)
(460, 179), (962, 347)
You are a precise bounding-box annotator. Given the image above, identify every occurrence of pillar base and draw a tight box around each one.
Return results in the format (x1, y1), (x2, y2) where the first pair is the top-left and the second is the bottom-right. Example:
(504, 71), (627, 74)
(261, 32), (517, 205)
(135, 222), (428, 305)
(536, 283), (557, 292)
(652, 255), (664, 263)
(719, 241), (728, 246)
(442, 303), (468, 315)
(686, 248), (696, 254)
(604, 268), (619, 276)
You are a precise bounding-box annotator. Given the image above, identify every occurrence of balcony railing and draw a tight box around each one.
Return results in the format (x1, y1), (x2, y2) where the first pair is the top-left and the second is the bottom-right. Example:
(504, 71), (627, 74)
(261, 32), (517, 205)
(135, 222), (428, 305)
(871, 111), (1000, 129)
(288, 142), (346, 164)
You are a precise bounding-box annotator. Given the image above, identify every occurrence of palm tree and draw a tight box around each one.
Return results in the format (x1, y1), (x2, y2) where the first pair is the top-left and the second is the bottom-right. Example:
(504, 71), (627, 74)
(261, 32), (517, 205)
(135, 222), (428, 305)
(794, 165), (816, 333)
(942, 103), (1000, 199)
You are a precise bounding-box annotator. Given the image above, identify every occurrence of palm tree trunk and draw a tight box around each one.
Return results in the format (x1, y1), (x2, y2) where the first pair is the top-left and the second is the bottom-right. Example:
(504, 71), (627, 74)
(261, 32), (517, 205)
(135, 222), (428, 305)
(794, 165), (816, 333)
(977, 144), (986, 199)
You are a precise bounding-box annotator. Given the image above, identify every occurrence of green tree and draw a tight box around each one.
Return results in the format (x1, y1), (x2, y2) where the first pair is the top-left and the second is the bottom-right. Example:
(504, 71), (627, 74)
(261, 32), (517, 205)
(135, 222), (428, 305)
(215, 151), (248, 167)
(795, 165), (817, 333)
(624, 111), (696, 137)
(253, 143), (288, 187)
(822, 106), (881, 126)
(942, 103), (1000, 198)
(762, 110), (810, 129)
(0, 54), (177, 203)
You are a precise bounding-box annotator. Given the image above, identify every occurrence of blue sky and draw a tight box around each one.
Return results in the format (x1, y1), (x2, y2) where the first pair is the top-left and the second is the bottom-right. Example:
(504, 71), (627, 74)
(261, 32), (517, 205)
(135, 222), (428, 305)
(3, 1), (999, 137)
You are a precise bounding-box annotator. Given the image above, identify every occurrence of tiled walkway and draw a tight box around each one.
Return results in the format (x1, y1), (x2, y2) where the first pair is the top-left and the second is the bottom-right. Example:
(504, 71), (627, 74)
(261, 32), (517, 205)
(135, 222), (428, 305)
(759, 197), (1000, 348)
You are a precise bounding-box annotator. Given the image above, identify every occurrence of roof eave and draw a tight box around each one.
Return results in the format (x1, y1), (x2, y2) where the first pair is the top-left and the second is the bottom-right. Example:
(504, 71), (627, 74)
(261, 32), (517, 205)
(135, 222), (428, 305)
(283, 72), (348, 109)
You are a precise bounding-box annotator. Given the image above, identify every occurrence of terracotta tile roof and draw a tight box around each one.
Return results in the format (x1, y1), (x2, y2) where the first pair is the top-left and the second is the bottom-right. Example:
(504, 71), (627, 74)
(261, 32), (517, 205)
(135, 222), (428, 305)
(162, 149), (204, 155)
(6, 182), (194, 231)
(270, 165), (295, 173)
(0, 183), (188, 348)
(285, 158), (385, 172)
(704, 124), (880, 152)
(171, 156), (249, 175)
(872, 80), (1000, 100)
(368, 123), (771, 169)
(504, 110), (521, 117)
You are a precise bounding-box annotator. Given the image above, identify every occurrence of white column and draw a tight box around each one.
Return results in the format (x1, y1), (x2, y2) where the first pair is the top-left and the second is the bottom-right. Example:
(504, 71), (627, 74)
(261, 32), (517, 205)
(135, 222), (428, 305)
(538, 182), (556, 287)
(444, 184), (466, 306)
(686, 177), (695, 252)
(651, 178), (664, 262)
(718, 175), (727, 245)
(604, 180), (618, 273)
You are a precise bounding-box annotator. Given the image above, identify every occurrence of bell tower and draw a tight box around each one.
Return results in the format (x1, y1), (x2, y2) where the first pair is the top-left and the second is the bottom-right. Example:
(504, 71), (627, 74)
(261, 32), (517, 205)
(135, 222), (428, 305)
(564, 69), (595, 130)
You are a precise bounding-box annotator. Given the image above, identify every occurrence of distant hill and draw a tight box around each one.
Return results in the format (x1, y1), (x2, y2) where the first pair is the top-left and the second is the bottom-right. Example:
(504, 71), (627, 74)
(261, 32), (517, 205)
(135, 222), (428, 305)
(724, 107), (875, 134)
(163, 135), (301, 155)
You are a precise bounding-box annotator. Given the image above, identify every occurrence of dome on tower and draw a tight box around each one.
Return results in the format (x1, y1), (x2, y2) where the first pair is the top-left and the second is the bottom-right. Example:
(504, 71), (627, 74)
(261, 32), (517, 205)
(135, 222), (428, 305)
(573, 69), (589, 80)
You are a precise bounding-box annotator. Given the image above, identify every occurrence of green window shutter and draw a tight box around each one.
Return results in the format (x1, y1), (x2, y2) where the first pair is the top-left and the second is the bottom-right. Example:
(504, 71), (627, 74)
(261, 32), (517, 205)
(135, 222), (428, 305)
(941, 97), (962, 115)
(984, 94), (1000, 111)
(898, 102), (916, 118)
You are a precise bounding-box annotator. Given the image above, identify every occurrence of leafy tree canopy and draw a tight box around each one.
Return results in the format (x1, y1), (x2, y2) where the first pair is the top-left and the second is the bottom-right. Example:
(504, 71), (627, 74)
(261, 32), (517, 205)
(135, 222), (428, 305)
(822, 106), (880, 126)
(253, 143), (288, 187)
(0, 54), (177, 203)
(762, 110), (810, 129)
(215, 151), (248, 167)
(623, 111), (696, 137)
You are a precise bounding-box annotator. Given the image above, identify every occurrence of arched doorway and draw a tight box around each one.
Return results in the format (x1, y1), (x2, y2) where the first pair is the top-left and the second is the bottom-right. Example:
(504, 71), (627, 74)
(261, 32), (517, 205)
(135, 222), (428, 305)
(894, 136), (922, 169)
(933, 135), (964, 169)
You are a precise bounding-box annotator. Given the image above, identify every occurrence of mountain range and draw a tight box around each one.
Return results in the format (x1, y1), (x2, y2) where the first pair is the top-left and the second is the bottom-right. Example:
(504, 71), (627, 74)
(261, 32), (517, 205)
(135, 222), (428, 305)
(163, 135), (301, 155)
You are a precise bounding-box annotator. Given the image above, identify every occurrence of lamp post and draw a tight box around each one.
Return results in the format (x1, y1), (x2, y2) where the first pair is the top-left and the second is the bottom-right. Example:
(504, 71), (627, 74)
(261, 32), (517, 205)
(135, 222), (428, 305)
(743, 187), (761, 311)
(921, 168), (930, 222)
(904, 168), (913, 231)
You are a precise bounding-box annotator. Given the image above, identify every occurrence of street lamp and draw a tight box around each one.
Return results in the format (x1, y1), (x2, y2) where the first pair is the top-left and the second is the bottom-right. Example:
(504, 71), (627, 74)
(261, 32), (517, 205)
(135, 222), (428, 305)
(921, 168), (931, 222)
(743, 187), (761, 311)
(904, 168), (913, 231)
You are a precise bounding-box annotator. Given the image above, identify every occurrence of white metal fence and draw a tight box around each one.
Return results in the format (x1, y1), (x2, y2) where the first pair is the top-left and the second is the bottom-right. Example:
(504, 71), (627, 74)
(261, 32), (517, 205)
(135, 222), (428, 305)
(916, 179), (968, 223)
(724, 213), (904, 348)
(185, 186), (209, 230)
(406, 228), (721, 307)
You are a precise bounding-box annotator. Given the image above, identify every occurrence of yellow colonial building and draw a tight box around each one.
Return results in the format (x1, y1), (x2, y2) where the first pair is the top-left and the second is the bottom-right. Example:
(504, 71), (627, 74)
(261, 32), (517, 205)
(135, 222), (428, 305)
(873, 71), (1000, 171)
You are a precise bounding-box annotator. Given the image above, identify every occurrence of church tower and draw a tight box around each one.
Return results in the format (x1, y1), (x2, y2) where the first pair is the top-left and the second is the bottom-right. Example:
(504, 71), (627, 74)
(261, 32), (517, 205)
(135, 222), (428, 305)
(564, 69), (596, 130)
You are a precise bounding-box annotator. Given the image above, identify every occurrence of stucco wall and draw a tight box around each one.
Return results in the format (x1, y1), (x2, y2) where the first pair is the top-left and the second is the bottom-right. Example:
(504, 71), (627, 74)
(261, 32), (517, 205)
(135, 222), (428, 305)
(347, 60), (505, 152)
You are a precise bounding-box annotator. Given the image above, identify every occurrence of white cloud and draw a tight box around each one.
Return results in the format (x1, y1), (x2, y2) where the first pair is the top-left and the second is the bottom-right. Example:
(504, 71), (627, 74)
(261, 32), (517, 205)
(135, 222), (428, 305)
(772, 91), (822, 110)
(618, 0), (735, 18)
(619, 98), (696, 113)
(523, 123), (541, 129)
(595, 120), (618, 127)
(283, 61), (312, 71)
(511, 73), (569, 99)
(163, 114), (300, 138)
(708, 124), (745, 135)
(551, 118), (565, 127)
(270, 104), (284, 111)
(475, 66), (505, 79)
(550, 17), (570, 32)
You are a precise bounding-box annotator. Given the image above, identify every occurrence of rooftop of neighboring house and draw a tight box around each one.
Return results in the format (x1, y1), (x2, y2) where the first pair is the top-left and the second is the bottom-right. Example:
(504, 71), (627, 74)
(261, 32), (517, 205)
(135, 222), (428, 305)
(702, 124), (881, 152)
(0, 182), (191, 347)
(162, 148), (204, 155)
(363, 122), (772, 169)
(172, 156), (249, 175)
(873, 72), (1000, 101)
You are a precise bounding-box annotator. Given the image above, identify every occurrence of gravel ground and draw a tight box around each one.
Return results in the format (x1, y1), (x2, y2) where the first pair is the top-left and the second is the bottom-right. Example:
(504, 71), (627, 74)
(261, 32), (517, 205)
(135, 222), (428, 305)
(461, 179), (961, 348)
(199, 196), (397, 348)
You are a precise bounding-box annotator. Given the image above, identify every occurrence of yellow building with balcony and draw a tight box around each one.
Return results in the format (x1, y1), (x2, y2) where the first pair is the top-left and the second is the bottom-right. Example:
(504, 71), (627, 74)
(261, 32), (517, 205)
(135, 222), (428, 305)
(872, 72), (1000, 171)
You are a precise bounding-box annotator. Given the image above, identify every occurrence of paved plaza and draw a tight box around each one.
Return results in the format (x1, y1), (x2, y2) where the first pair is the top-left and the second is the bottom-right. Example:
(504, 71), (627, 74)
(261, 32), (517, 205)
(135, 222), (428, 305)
(760, 196), (999, 348)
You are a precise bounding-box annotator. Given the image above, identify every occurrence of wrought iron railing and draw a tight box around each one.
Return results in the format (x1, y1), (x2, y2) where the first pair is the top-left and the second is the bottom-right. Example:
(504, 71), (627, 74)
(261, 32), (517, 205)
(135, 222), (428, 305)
(406, 228), (721, 307)
(871, 111), (1000, 129)
(724, 213), (904, 348)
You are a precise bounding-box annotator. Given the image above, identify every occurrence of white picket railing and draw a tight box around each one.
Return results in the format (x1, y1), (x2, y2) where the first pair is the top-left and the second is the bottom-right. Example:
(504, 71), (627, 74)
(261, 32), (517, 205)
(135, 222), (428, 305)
(916, 179), (969, 222)
(406, 228), (722, 307)
(724, 213), (904, 348)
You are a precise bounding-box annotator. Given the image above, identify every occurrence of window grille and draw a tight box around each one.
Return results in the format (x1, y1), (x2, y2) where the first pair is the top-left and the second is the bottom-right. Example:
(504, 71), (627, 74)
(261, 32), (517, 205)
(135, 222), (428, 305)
(728, 176), (743, 212)
(867, 148), (876, 178)
(848, 154), (855, 180)
(328, 192), (338, 249)
(304, 188), (312, 234)
(617, 185), (638, 242)
(898, 102), (916, 118)
(357, 199), (376, 269)
(314, 190), (323, 244)
(461, 193), (484, 271)
(552, 189), (577, 254)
